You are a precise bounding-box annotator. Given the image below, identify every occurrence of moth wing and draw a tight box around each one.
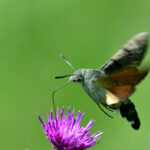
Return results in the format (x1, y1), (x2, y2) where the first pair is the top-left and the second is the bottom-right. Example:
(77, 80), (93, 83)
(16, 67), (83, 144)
(100, 32), (148, 75)
(98, 67), (149, 100)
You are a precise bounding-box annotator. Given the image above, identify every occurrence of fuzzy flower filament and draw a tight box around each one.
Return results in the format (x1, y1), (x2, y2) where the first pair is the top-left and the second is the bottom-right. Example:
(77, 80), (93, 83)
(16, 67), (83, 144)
(38, 106), (103, 150)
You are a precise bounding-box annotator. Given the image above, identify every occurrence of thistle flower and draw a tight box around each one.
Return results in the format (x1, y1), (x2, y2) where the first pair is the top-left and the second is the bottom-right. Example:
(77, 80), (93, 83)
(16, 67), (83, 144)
(38, 106), (103, 150)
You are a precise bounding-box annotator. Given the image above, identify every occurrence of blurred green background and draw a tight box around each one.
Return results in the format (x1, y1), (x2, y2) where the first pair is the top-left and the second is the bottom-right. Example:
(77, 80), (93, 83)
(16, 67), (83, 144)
(1, 0), (150, 149)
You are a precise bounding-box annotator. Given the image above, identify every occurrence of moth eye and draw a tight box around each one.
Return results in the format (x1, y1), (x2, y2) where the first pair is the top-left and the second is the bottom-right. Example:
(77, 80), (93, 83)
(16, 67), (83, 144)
(76, 78), (81, 82)
(73, 78), (81, 82)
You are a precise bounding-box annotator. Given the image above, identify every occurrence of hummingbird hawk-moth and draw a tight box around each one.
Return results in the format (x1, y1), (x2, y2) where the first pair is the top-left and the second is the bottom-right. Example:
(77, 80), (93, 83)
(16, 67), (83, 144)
(54, 32), (149, 130)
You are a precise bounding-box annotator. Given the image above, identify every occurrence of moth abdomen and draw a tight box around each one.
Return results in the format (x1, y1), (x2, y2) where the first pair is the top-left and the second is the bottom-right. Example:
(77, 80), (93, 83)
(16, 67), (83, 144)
(120, 99), (140, 130)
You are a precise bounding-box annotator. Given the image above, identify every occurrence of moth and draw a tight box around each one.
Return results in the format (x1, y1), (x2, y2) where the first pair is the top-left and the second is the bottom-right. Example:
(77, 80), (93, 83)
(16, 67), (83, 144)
(53, 32), (149, 130)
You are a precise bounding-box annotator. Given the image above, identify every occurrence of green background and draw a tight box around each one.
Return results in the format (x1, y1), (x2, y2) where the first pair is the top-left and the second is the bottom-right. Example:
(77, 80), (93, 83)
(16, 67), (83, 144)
(1, 0), (150, 149)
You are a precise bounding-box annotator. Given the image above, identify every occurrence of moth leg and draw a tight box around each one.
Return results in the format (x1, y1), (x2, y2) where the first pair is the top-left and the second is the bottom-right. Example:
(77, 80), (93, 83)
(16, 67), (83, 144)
(105, 107), (114, 112)
(96, 103), (113, 119)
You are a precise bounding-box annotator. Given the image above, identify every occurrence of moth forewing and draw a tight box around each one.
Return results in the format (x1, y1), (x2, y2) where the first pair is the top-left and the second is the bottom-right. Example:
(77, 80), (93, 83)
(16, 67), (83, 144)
(100, 32), (148, 74)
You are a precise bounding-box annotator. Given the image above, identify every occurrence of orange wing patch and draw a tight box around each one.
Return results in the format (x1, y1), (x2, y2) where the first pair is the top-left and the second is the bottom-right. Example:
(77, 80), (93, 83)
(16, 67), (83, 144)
(109, 85), (135, 99)
(98, 67), (149, 100)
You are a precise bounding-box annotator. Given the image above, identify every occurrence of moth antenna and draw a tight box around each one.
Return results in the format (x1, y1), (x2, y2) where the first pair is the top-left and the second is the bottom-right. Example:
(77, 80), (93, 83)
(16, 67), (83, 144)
(97, 103), (113, 119)
(55, 74), (72, 79)
(60, 55), (76, 71)
(52, 81), (71, 116)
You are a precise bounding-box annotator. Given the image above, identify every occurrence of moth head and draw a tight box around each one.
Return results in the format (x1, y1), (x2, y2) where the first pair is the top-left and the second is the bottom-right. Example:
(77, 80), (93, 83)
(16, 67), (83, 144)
(69, 75), (79, 82)
(55, 55), (84, 83)
(69, 70), (83, 83)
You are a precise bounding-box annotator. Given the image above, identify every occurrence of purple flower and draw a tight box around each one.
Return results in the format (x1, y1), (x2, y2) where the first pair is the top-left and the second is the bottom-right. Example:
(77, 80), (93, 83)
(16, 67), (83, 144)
(38, 106), (103, 150)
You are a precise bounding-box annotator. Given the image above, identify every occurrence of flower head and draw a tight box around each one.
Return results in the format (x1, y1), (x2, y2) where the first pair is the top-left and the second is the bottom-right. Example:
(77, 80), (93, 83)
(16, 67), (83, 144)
(38, 106), (103, 150)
